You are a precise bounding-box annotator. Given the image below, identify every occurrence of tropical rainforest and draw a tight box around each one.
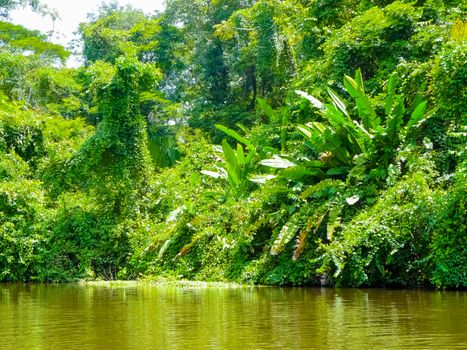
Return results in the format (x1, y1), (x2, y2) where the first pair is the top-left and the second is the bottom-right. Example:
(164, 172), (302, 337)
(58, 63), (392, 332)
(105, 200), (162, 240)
(0, 0), (465, 288)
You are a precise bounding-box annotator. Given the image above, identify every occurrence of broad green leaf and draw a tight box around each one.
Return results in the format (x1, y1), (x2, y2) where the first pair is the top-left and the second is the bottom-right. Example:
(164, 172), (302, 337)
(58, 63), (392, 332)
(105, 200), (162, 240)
(245, 150), (255, 164)
(355, 69), (364, 92)
(222, 139), (238, 167)
(222, 139), (242, 186)
(405, 101), (428, 130)
(237, 143), (245, 165)
(343, 124), (367, 155)
(308, 121), (326, 134)
(296, 125), (313, 138)
(327, 87), (349, 117)
(344, 72), (378, 130)
(281, 166), (320, 181)
(157, 239), (171, 260)
(352, 120), (373, 139)
(386, 96), (404, 140)
(412, 84), (426, 110)
(323, 128), (350, 164)
(302, 160), (326, 168)
(324, 104), (352, 132)
(326, 166), (349, 175)
(216, 124), (251, 146)
(257, 98), (275, 119)
(235, 123), (250, 134)
(166, 205), (187, 223)
(344, 75), (360, 98)
(356, 95), (379, 130)
(225, 163), (240, 186)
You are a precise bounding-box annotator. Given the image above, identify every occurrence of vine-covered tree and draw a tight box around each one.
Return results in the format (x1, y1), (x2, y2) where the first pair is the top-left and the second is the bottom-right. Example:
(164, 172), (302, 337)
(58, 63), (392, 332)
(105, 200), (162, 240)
(68, 56), (160, 213)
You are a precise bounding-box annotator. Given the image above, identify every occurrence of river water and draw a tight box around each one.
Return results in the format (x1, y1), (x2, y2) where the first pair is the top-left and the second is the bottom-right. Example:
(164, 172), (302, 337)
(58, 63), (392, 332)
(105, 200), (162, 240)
(1, 283), (466, 349)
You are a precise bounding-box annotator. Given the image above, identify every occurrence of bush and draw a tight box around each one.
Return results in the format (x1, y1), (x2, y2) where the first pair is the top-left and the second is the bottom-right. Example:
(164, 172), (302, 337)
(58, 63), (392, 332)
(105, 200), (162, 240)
(431, 169), (467, 288)
(320, 172), (436, 287)
(0, 179), (48, 281)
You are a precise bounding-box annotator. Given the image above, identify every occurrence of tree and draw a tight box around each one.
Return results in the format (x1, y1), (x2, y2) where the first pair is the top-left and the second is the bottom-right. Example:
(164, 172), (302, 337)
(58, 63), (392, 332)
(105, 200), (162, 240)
(68, 56), (160, 214)
(164, 0), (248, 106)
(0, 0), (41, 17)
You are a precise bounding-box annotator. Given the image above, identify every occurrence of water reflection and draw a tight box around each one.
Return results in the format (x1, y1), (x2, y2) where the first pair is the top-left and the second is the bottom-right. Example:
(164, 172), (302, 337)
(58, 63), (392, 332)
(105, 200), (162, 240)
(1, 284), (466, 349)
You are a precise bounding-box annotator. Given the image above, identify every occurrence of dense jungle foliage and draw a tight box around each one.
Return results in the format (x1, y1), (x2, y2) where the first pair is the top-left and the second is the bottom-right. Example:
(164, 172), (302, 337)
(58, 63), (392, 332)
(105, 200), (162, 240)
(0, 0), (465, 287)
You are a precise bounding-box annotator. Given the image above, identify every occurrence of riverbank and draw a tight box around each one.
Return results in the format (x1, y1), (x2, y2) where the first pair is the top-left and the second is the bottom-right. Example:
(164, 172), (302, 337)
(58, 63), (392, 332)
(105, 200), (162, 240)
(79, 278), (253, 289)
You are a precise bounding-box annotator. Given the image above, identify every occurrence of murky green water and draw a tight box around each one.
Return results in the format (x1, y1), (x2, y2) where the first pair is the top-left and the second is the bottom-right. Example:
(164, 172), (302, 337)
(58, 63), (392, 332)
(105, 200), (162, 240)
(1, 283), (466, 349)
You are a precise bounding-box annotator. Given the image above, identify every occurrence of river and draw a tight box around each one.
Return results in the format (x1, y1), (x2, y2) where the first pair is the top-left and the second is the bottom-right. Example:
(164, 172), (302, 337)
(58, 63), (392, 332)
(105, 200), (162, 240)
(1, 283), (466, 349)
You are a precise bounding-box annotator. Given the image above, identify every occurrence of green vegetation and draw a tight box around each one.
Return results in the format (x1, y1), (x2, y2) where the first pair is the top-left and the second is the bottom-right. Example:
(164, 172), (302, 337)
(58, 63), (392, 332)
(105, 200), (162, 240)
(0, 0), (465, 288)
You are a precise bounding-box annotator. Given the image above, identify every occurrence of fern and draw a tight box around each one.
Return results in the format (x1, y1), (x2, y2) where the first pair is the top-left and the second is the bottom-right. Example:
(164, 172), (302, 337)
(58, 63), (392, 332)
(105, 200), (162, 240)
(271, 215), (300, 255)
(293, 210), (327, 261)
(301, 179), (345, 199)
(326, 205), (343, 241)
(157, 239), (171, 260)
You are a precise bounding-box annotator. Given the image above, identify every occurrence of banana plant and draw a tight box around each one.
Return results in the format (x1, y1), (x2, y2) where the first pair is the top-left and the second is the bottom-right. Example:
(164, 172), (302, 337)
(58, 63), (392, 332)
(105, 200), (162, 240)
(266, 71), (430, 260)
(201, 125), (258, 198)
(295, 69), (429, 179)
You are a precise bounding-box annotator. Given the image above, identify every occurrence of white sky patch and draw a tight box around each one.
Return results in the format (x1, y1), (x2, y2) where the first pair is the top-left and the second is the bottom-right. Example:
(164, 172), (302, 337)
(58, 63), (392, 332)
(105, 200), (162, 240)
(9, 0), (165, 67)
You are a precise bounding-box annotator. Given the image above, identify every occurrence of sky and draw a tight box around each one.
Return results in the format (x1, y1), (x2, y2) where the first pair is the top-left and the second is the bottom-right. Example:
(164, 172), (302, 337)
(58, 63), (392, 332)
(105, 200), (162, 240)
(10, 0), (165, 66)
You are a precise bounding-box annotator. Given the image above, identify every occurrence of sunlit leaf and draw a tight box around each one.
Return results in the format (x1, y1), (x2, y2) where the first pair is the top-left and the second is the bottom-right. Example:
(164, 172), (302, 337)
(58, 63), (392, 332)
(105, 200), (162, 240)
(327, 87), (349, 117)
(166, 205), (186, 223)
(216, 124), (251, 146)
(200, 170), (225, 179)
(250, 174), (277, 184)
(346, 195), (360, 205)
(257, 98), (275, 119)
(271, 221), (299, 255)
(259, 155), (296, 168)
(406, 101), (428, 130)
(295, 90), (325, 110)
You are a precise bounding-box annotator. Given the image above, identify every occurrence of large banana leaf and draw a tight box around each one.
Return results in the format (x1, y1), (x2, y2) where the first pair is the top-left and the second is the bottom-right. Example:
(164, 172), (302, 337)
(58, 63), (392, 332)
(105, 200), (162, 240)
(216, 124), (252, 148)
(327, 87), (349, 118)
(257, 98), (276, 120)
(222, 139), (238, 167)
(222, 139), (241, 186)
(323, 128), (351, 164)
(324, 103), (350, 131)
(405, 101), (428, 131)
(236, 143), (245, 166)
(344, 71), (380, 130)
